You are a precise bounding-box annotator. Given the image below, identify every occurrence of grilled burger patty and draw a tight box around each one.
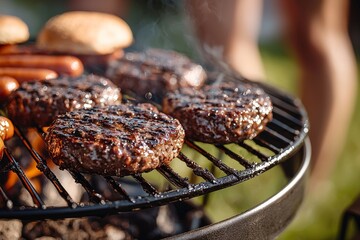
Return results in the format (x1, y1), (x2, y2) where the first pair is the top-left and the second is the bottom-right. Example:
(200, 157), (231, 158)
(106, 48), (206, 99)
(45, 104), (185, 176)
(162, 82), (273, 143)
(6, 74), (121, 127)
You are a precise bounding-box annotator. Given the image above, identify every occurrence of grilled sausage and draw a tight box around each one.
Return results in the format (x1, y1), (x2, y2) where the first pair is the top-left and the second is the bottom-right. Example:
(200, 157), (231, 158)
(0, 67), (58, 82)
(0, 55), (84, 76)
(0, 116), (14, 140)
(0, 44), (37, 55)
(0, 76), (19, 103)
(0, 45), (19, 55)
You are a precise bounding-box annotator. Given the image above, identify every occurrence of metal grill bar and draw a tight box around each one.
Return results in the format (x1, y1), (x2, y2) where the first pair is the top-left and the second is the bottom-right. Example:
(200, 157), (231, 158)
(266, 125), (293, 142)
(133, 174), (159, 196)
(252, 138), (281, 153)
(237, 142), (269, 162)
(0, 186), (12, 209)
(15, 128), (77, 208)
(177, 152), (216, 182)
(104, 176), (134, 202)
(272, 107), (303, 127)
(268, 119), (299, 138)
(4, 148), (45, 208)
(269, 96), (302, 117)
(215, 145), (253, 168)
(157, 165), (190, 188)
(68, 170), (105, 204)
(186, 141), (241, 178)
(260, 131), (289, 150)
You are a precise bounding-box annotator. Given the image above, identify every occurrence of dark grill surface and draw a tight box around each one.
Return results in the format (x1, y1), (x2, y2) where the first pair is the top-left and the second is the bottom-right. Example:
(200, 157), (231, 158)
(0, 81), (309, 220)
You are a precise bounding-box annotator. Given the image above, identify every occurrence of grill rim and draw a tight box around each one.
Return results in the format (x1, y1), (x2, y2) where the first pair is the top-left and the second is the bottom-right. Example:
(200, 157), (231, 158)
(165, 138), (311, 240)
(0, 80), (309, 220)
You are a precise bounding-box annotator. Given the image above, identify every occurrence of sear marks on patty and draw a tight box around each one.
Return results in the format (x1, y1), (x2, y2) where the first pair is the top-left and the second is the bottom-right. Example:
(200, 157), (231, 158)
(6, 74), (121, 128)
(106, 48), (206, 100)
(45, 103), (185, 176)
(162, 82), (273, 144)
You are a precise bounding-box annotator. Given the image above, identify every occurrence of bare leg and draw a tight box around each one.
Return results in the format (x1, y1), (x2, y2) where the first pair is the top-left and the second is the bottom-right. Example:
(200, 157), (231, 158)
(186, 0), (266, 80)
(279, 0), (357, 187)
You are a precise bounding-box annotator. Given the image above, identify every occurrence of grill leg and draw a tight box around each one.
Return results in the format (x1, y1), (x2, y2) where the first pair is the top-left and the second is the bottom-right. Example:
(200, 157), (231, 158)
(338, 195), (360, 240)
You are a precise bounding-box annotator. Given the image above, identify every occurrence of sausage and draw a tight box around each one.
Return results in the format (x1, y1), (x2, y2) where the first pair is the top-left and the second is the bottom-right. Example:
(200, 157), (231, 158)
(0, 44), (37, 55)
(0, 55), (84, 77)
(0, 45), (19, 55)
(0, 76), (19, 103)
(0, 116), (14, 140)
(0, 67), (58, 82)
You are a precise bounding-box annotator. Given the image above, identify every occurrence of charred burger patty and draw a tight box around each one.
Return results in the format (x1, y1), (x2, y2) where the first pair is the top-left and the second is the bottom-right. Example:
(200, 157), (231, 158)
(106, 48), (206, 99)
(162, 82), (273, 143)
(6, 74), (121, 127)
(45, 103), (185, 176)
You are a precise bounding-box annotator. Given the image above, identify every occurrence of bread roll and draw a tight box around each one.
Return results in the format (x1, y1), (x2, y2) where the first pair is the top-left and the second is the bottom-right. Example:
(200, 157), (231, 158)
(37, 11), (133, 55)
(0, 15), (29, 44)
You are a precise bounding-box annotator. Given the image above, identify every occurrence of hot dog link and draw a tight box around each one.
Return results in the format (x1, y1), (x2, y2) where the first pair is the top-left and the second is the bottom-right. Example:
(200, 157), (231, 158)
(0, 44), (37, 55)
(0, 116), (14, 140)
(0, 55), (84, 76)
(0, 76), (19, 103)
(0, 67), (58, 82)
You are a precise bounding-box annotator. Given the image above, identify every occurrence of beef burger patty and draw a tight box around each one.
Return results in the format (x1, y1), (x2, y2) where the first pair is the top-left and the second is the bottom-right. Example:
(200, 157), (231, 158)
(6, 74), (121, 127)
(45, 103), (185, 176)
(106, 48), (206, 100)
(162, 82), (273, 143)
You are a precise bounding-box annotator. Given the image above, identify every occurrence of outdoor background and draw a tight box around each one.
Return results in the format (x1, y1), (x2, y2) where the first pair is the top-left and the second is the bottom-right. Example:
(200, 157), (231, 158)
(1, 0), (360, 239)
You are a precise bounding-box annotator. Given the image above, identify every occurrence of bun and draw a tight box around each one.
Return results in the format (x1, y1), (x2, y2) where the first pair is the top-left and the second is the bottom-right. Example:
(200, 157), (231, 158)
(37, 11), (133, 55)
(0, 15), (29, 44)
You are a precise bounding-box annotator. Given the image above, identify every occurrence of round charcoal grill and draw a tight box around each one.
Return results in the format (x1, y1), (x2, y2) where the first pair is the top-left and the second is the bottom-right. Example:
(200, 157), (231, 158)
(0, 78), (309, 237)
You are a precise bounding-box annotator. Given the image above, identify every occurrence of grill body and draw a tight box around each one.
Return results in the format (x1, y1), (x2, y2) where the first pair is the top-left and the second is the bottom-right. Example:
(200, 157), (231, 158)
(0, 78), (309, 236)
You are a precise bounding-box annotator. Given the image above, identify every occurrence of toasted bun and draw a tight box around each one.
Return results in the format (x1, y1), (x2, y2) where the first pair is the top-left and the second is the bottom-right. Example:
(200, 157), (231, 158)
(0, 15), (29, 44)
(36, 11), (133, 55)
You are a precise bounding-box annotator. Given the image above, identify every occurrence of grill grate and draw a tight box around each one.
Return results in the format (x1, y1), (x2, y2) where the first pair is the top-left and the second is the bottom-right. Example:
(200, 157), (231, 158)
(0, 81), (309, 220)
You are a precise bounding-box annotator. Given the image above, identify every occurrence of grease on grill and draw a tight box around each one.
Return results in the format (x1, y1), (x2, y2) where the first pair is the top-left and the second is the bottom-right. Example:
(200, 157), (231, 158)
(45, 103), (185, 176)
(162, 82), (273, 143)
(6, 74), (121, 128)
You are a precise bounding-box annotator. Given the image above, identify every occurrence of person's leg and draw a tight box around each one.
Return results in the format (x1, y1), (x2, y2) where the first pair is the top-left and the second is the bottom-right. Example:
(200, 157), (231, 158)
(279, 0), (357, 186)
(186, 0), (266, 80)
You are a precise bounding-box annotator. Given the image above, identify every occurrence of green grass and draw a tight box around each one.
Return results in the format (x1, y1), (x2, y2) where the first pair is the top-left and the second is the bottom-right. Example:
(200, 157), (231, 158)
(261, 43), (299, 95)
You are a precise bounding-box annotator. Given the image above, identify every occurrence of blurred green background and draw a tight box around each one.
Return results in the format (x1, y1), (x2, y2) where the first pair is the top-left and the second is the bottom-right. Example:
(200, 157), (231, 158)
(1, 0), (360, 239)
